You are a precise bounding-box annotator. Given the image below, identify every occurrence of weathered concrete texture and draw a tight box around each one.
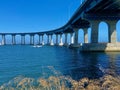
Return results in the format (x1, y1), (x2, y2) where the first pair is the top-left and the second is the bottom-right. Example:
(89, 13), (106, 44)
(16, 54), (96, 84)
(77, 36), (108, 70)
(81, 43), (120, 52)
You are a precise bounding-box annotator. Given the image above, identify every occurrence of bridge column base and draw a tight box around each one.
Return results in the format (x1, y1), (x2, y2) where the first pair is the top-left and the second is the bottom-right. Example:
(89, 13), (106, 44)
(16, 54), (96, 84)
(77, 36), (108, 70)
(50, 43), (54, 46)
(69, 44), (82, 48)
(54, 43), (59, 46)
(64, 43), (69, 47)
(59, 43), (63, 46)
(80, 43), (120, 52)
(42, 42), (45, 45)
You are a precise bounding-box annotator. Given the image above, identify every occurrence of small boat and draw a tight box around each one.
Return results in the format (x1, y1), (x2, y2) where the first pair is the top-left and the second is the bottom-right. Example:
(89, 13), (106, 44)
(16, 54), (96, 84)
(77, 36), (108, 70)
(33, 45), (42, 48)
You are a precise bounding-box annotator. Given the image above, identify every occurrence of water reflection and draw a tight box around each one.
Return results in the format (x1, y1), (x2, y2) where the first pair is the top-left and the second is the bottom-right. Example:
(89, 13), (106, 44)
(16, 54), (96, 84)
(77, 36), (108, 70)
(54, 47), (103, 80)
(104, 52), (120, 75)
(79, 52), (103, 79)
(53, 47), (120, 80)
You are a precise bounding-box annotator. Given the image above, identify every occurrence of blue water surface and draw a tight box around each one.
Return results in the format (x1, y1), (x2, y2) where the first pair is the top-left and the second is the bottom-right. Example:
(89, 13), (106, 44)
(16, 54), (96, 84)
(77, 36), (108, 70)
(0, 45), (120, 85)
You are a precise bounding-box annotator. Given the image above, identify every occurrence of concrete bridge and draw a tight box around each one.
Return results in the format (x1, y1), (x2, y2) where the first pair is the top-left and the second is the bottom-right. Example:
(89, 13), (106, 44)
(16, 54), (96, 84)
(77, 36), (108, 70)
(0, 0), (120, 51)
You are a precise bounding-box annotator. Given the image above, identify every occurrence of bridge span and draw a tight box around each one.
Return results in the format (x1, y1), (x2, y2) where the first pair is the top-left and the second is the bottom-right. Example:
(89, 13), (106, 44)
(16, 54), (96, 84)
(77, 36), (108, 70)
(0, 0), (120, 51)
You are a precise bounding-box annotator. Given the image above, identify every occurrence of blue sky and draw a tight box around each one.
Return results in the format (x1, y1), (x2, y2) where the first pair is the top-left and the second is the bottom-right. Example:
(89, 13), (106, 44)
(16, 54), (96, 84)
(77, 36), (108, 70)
(0, 0), (80, 33)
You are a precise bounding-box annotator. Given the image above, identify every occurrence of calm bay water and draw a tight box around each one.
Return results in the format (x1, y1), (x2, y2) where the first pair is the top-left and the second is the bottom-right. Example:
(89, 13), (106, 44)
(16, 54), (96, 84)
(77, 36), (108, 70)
(0, 45), (120, 87)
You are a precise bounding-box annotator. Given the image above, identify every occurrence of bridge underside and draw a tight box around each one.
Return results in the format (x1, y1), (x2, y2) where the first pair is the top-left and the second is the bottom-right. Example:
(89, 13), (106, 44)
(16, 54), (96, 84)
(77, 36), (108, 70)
(71, 19), (90, 28)
(84, 0), (120, 20)
(87, 0), (120, 13)
(63, 28), (74, 33)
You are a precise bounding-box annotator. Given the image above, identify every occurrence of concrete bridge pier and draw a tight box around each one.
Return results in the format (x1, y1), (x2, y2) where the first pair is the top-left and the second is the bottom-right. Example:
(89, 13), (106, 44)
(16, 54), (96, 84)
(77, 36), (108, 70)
(55, 34), (58, 45)
(21, 35), (25, 45)
(30, 35), (34, 45)
(12, 34), (16, 45)
(70, 28), (79, 47)
(59, 34), (63, 46)
(64, 33), (68, 46)
(74, 29), (79, 45)
(33, 35), (35, 45)
(107, 20), (118, 43)
(90, 20), (99, 43)
(47, 34), (50, 45)
(70, 33), (74, 44)
(38, 34), (41, 45)
(41, 35), (44, 45)
(1, 34), (6, 45)
(50, 34), (54, 45)
(81, 20), (103, 51)
(84, 28), (88, 43)
(81, 20), (119, 51)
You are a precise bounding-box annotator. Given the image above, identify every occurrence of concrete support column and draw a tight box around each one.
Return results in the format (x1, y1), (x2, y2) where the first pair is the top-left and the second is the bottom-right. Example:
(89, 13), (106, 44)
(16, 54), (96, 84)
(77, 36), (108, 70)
(64, 33), (68, 45)
(107, 20), (117, 43)
(33, 35), (35, 45)
(38, 35), (41, 45)
(70, 33), (74, 44)
(59, 34), (63, 46)
(74, 29), (79, 45)
(84, 28), (88, 43)
(50, 35), (54, 45)
(56, 34), (58, 45)
(90, 20), (99, 43)
(30, 35), (32, 45)
(30, 35), (34, 45)
(24, 35), (25, 44)
(12, 35), (16, 45)
(2, 34), (6, 45)
(21, 35), (23, 45)
(21, 35), (25, 45)
(42, 35), (44, 45)
(47, 35), (50, 45)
